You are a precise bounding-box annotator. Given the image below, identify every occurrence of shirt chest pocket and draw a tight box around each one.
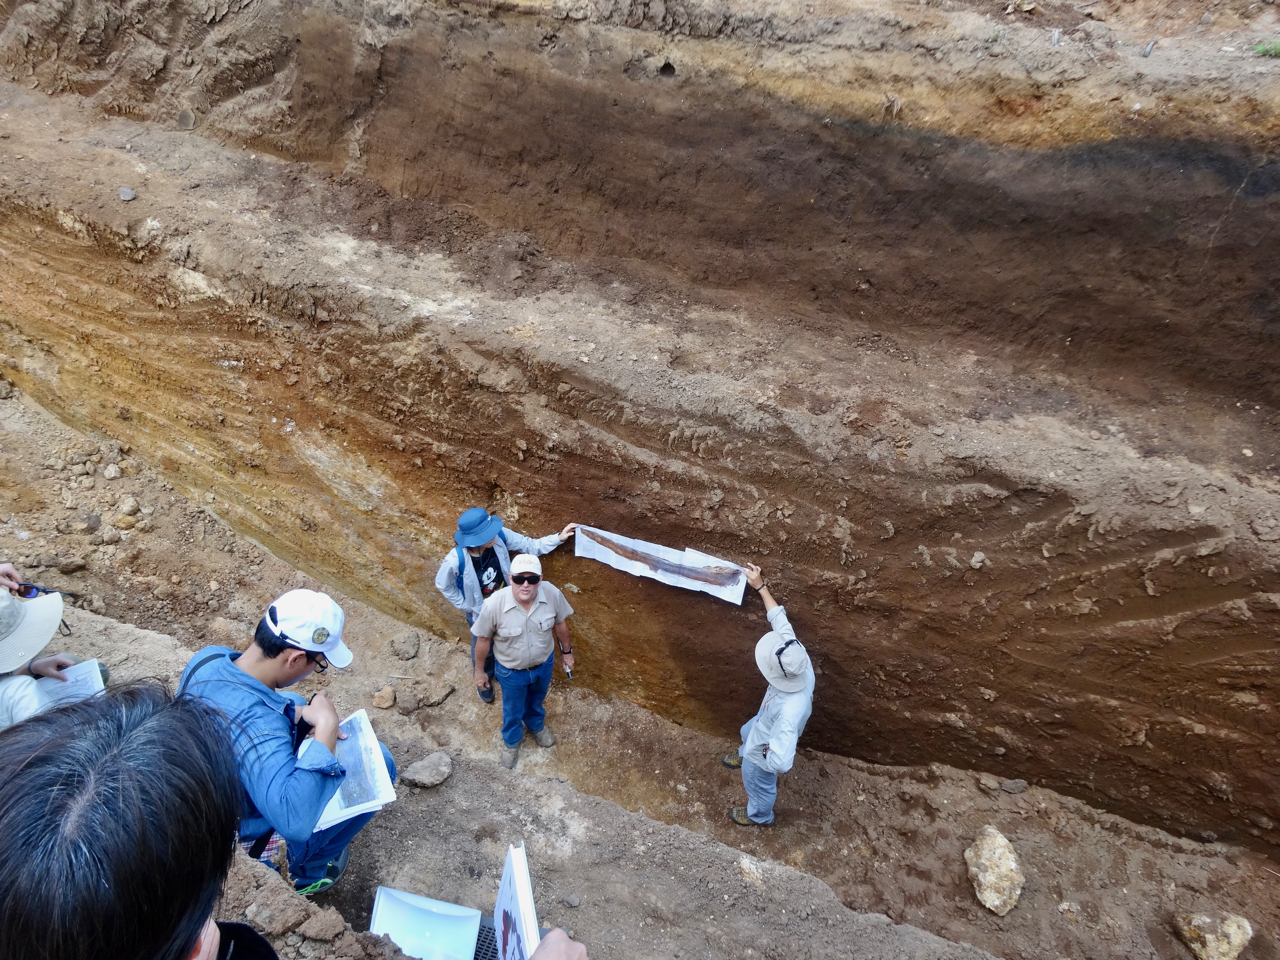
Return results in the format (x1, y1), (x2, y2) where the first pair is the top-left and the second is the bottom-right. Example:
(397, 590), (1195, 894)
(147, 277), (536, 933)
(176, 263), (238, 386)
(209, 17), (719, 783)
(535, 615), (556, 632)
(498, 624), (524, 639)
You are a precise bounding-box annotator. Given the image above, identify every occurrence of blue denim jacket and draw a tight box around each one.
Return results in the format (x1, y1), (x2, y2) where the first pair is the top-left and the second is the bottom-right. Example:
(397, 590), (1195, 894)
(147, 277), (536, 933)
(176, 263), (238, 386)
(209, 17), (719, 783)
(179, 646), (345, 846)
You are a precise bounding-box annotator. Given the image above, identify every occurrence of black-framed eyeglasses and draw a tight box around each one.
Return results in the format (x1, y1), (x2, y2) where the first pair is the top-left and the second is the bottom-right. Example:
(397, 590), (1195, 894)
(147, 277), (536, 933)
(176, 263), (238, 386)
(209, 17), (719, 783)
(305, 652), (330, 673)
(774, 638), (801, 678)
(16, 583), (76, 635)
(511, 574), (542, 585)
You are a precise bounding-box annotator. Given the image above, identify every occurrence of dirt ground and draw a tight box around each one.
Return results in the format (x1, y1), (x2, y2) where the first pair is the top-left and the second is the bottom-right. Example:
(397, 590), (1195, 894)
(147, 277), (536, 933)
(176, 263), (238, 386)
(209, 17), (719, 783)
(7, 383), (1280, 960)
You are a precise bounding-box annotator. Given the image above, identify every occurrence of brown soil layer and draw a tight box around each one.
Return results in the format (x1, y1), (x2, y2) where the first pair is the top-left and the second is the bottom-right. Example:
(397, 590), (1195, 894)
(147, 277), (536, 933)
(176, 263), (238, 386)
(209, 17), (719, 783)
(1, 0), (1280, 862)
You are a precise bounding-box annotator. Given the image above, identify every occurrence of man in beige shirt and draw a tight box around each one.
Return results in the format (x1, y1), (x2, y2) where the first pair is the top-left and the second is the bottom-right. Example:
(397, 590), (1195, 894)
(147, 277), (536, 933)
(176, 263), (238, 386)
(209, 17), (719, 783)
(472, 554), (576, 769)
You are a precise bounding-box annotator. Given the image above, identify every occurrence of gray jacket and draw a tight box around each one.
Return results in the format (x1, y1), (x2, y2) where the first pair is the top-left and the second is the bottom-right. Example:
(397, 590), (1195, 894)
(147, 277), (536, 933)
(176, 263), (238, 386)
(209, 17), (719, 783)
(434, 529), (564, 631)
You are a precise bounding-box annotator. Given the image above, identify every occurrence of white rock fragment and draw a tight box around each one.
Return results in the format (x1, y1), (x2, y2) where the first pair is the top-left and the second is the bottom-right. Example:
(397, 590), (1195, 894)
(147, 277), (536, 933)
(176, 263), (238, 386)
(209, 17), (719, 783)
(964, 825), (1024, 916)
(102, 463), (122, 480)
(1175, 913), (1253, 960)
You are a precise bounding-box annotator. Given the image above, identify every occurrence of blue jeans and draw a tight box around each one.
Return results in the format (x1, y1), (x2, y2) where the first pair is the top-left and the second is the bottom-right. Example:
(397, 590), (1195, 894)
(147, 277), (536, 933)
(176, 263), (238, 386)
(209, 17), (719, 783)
(495, 654), (553, 747)
(738, 717), (778, 824)
(289, 743), (397, 886)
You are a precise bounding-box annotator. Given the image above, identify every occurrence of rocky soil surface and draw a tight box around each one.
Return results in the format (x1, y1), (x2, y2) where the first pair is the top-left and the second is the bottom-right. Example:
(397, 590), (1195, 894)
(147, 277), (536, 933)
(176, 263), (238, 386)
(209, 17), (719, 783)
(6, 384), (1279, 960)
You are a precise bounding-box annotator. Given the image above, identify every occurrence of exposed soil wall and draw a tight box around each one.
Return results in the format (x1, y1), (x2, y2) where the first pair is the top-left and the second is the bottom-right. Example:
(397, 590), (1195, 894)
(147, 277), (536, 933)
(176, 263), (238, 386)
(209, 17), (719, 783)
(2, 0), (1280, 859)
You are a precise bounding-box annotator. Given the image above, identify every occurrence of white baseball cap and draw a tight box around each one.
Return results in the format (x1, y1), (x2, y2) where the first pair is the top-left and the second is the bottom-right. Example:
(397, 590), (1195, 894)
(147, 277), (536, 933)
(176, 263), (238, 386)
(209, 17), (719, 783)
(754, 630), (811, 693)
(264, 589), (352, 669)
(510, 554), (542, 577)
(0, 589), (63, 675)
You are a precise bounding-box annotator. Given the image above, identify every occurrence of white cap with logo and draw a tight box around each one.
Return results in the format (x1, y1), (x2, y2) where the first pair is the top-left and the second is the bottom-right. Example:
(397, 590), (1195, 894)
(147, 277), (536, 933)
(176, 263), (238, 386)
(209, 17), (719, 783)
(510, 554), (542, 577)
(264, 589), (352, 669)
(0, 589), (63, 675)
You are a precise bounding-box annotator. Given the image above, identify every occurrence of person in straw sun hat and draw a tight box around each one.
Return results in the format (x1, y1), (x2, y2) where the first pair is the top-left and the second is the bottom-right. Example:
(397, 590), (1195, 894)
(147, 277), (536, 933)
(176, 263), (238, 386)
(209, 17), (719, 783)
(720, 562), (816, 827)
(0, 562), (76, 731)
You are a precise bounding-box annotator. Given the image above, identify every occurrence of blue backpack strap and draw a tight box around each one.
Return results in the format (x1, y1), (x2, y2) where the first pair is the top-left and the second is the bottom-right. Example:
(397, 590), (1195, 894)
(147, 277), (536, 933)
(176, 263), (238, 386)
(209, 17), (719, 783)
(454, 545), (467, 595)
(498, 529), (508, 545)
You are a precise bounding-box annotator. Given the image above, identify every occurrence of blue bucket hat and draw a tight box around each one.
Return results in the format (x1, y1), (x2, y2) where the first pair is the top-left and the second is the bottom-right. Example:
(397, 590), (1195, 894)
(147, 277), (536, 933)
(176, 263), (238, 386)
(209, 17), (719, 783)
(454, 507), (505, 547)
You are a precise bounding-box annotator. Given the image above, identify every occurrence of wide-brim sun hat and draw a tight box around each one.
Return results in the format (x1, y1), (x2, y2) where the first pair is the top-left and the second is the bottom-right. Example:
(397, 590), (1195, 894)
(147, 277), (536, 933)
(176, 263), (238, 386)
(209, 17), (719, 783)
(754, 630), (811, 693)
(0, 590), (64, 675)
(454, 507), (505, 547)
(265, 588), (353, 669)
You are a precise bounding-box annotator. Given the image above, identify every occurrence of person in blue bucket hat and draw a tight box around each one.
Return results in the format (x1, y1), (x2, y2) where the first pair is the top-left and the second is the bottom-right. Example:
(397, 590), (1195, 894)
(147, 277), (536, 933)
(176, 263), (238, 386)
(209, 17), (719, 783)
(435, 508), (577, 703)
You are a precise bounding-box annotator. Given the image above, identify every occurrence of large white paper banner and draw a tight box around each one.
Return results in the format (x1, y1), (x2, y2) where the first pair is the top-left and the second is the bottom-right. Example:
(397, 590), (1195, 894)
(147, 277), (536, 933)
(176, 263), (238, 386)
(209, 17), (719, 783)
(574, 525), (746, 605)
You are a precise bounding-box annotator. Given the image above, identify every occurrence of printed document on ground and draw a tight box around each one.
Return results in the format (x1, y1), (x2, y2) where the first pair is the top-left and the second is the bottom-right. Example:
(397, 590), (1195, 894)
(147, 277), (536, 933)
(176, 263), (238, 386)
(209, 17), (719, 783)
(36, 658), (105, 707)
(494, 843), (540, 960)
(574, 525), (746, 605)
(297, 708), (396, 831)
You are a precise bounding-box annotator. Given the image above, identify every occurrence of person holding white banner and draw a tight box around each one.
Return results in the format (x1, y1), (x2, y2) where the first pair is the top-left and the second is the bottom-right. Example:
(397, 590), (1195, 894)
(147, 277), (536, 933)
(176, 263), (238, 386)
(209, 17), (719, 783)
(720, 563), (815, 827)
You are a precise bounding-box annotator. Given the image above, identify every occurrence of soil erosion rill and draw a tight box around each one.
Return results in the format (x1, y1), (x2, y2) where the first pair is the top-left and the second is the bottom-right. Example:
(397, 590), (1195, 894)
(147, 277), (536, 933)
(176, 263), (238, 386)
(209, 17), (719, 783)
(1, 0), (1280, 855)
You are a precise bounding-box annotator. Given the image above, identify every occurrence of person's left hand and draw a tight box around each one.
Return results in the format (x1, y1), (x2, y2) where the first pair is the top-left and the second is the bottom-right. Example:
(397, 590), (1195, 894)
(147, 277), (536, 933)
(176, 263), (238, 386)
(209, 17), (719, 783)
(743, 563), (764, 591)
(562, 652), (575, 674)
(557, 523), (579, 542)
(29, 654), (77, 682)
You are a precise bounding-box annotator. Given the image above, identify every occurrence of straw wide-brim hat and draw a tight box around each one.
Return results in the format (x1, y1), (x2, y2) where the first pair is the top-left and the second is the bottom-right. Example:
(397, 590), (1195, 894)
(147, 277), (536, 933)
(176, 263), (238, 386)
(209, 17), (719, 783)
(0, 591), (63, 675)
(754, 630), (811, 693)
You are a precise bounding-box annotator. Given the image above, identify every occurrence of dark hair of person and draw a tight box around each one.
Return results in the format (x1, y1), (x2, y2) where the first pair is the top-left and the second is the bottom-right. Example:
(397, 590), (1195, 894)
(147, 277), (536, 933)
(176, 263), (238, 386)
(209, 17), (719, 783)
(254, 614), (322, 664)
(0, 682), (241, 960)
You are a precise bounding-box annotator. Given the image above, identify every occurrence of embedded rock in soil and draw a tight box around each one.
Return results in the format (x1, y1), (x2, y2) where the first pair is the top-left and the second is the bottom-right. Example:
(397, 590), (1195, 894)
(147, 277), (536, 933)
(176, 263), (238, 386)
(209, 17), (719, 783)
(964, 826), (1024, 917)
(1174, 913), (1254, 960)
(372, 685), (396, 709)
(402, 751), (452, 788)
(390, 632), (420, 660)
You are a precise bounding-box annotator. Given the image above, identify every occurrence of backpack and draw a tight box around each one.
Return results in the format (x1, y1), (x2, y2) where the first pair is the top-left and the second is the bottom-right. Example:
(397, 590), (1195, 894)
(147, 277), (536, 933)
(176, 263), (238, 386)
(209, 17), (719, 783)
(454, 529), (509, 595)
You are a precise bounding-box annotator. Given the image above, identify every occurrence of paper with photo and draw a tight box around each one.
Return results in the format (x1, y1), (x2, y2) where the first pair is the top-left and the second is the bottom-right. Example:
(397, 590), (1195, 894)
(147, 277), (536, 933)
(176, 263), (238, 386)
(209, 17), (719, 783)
(494, 843), (540, 960)
(36, 658), (105, 707)
(574, 525), (746, 605)
(297, 708), (396, 832)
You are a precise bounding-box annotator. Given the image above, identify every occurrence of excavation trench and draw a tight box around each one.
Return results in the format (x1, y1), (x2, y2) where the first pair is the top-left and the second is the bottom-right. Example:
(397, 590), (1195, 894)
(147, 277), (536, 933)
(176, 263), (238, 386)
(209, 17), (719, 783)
(2, 0), (1280, 871)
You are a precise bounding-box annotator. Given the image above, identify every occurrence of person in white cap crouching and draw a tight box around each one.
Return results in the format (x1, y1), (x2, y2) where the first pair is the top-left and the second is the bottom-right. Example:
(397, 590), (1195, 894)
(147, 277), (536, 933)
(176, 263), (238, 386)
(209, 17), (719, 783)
(720, 563), (815, 826)
(178, 588), (396, 895)
(472, 554), (576, 769)
(0, 565), (81, 731)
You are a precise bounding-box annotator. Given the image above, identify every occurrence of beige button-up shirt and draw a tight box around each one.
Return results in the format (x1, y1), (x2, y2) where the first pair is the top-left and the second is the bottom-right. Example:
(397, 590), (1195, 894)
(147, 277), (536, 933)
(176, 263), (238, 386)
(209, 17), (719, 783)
(473, 582), (574, 670)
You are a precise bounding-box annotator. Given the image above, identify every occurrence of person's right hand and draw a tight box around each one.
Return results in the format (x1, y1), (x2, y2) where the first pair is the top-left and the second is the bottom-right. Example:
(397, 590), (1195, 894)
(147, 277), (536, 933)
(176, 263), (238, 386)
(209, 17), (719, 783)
(743, 562), (764, 591)
(530, 928), (588, 960)
(299, 691), (344, 740)
(0, 562), (22, 595)
(475, 668), (491, 691)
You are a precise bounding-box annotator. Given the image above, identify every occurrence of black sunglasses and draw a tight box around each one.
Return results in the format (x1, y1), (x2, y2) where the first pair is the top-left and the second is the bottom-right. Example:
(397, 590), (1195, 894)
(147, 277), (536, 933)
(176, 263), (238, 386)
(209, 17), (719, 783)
(511, 574), (542, 585)
(14, 584), (75, 636)
(774, 637), (801, 678)
(17, 582), (80, 601)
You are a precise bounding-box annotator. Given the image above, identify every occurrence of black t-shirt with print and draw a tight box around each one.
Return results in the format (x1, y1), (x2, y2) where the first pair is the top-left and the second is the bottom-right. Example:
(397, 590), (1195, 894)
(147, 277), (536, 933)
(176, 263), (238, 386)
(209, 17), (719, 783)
(471, 547), (507, 599)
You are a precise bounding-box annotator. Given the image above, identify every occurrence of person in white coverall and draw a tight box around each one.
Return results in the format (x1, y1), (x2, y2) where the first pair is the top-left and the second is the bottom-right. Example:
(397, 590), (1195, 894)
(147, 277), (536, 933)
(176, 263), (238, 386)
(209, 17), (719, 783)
(720, 562), (815, 826)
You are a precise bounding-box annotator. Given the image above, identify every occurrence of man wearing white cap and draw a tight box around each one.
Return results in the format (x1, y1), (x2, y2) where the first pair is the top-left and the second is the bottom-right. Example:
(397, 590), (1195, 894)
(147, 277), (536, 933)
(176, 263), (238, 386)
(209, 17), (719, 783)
(0, 566), (79, 731)
(179, 588), (396, 895)
(472, 554), (576, 769)
(720, 563), (815, 826)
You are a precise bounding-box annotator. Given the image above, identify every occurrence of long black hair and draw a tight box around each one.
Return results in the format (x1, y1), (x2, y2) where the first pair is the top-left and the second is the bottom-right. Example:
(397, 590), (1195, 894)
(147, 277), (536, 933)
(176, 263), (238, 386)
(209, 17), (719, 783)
(0, 682), (241, 960)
